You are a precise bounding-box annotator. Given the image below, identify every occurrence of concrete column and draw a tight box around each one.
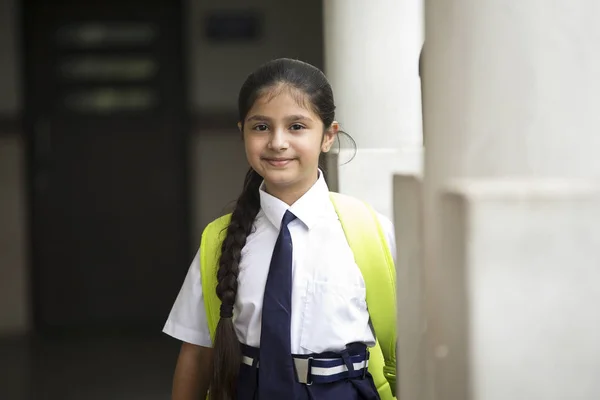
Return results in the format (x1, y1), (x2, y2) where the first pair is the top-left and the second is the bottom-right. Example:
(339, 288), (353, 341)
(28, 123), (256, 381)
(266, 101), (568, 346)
(422, 1), (600, 399)
(393, 174), (426, 400)
(323, 0), (424, 219)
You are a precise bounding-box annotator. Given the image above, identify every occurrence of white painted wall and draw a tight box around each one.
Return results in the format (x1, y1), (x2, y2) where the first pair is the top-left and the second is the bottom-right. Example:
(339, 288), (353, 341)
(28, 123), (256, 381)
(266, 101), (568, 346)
(437, 181), (600, 400)
(393, 174), (426, 400)
(324, 0), (424, 220)
(421, 1), (600, 398)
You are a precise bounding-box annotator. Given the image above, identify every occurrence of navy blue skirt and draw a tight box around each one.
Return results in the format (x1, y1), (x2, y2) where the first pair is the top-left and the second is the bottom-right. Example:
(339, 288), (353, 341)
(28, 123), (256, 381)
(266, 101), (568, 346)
(236, 343), (381, 400)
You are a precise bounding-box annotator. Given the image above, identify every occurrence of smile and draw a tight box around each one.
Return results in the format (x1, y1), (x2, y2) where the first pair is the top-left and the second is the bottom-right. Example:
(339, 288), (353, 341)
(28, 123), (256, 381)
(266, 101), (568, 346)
(263, 158), (294, 167)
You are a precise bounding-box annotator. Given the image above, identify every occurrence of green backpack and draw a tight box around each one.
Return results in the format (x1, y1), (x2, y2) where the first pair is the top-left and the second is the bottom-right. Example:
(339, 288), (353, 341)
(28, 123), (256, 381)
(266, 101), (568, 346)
(200, 192), (397, 399)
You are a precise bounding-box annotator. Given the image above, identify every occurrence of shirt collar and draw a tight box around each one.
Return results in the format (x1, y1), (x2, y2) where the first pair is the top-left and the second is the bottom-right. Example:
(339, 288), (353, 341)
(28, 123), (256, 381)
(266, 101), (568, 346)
(259, 170), (332, 230)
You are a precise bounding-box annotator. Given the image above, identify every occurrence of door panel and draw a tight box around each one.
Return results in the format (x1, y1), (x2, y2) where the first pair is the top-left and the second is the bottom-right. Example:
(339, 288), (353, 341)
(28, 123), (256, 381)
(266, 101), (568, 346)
(23, 0), (190, 332)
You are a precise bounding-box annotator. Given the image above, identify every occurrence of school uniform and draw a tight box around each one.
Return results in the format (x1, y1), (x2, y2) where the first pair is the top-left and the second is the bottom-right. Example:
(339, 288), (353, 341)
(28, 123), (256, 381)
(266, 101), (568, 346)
(164, 171), (396, 399)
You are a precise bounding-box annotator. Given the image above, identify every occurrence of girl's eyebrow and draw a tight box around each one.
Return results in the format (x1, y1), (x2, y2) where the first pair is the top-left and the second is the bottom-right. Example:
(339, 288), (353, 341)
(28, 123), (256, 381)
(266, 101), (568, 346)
(285, 115), (314, 122)
(246, 114), (314, 122)
(246, 114), (272, 122)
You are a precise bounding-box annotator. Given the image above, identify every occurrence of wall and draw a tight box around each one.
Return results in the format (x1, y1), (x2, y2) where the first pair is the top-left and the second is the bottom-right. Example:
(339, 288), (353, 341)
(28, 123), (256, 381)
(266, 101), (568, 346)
(421, 1), (600, 398)
(0, 0), (323, 335)
(0, 0), (27, 336)
(0, 0), (20, 115)
(189, 130), (248, 246)
(0, 135), (29, 335)
(186, 0), (324, 111)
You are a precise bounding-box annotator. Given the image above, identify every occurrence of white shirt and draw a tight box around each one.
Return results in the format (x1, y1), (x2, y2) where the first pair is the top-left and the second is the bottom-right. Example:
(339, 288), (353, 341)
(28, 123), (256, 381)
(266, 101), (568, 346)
(163, 173), (396, 355)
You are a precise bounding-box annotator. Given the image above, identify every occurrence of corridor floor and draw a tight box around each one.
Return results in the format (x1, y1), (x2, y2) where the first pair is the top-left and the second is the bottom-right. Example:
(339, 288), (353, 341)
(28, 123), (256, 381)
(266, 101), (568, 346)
(0, 332), (181, 400)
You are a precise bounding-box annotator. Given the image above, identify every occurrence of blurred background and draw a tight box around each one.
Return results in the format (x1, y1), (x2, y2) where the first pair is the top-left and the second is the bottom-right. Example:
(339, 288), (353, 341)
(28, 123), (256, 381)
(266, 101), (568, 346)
(0, 0), (327, 398)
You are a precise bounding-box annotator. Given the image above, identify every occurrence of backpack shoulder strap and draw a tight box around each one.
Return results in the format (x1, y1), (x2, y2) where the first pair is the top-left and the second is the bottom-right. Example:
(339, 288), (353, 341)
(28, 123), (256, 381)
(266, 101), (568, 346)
(200, 213), (231, 344)
(329, 192), (397, 396)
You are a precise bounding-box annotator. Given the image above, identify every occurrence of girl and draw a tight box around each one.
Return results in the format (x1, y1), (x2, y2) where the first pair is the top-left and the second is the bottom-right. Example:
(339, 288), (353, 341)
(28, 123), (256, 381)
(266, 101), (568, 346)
(164, 58), (397, 400)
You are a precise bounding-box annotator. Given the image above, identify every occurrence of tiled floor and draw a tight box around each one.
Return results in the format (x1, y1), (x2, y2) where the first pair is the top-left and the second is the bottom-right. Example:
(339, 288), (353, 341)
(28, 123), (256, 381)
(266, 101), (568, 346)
(0, 333), (181, 400)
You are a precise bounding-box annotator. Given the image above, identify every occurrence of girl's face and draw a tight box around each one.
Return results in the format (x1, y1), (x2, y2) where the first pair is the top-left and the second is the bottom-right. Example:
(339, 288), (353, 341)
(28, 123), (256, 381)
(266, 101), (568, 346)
(241, 87), (337, 202)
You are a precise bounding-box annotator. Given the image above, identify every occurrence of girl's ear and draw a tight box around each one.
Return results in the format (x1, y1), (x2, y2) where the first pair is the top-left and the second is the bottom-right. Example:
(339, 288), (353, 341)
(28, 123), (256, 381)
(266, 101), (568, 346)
(238, 122), (245, 140)
(321, 121), (339, 153)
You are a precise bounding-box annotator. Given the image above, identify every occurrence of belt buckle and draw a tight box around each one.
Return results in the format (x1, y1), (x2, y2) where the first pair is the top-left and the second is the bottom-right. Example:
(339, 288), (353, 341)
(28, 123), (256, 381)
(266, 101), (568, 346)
(306, 357), (314, 386)
(294, 356), (314, 386)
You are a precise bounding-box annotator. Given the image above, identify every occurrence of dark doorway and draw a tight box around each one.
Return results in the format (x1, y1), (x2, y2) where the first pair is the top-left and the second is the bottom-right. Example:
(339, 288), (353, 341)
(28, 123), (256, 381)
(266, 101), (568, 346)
(22, 0), (190, 334)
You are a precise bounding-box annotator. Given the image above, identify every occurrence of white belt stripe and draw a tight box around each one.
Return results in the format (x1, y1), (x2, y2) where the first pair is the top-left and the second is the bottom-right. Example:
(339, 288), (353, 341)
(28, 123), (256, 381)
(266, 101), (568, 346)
(241, 356), (368, 377)
(311, 361), (369, 376)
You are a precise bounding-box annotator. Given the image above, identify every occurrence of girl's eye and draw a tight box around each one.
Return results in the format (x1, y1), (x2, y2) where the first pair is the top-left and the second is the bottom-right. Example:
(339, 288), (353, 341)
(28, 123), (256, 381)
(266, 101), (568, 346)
(253, 124), (269, 131)
(290, 123), (305, 131)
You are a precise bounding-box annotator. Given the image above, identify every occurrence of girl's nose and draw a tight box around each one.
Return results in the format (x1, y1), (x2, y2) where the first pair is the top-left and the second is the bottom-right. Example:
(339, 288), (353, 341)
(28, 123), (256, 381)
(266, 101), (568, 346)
(268, 128), (289, 151)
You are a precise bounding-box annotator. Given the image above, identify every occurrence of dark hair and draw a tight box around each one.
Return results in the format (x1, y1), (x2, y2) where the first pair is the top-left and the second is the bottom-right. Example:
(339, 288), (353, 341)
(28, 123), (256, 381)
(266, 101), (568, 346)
(209, 58), (351, 399)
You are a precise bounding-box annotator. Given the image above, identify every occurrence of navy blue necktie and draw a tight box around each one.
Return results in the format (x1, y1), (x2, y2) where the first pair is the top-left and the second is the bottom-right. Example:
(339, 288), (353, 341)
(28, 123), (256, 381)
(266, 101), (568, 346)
(259, 210), (297, 398)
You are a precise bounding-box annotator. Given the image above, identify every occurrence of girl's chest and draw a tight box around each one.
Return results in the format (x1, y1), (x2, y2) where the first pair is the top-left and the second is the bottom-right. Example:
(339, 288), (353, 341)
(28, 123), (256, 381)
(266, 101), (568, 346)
(237, 221), (367, 302)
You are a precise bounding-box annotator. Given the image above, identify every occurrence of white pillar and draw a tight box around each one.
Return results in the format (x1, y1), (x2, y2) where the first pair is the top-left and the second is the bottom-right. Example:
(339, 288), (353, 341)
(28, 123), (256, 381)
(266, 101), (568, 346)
(393, 174), (427, 400)
(423, 1), (600, 399)
(323, 0), (424, 219)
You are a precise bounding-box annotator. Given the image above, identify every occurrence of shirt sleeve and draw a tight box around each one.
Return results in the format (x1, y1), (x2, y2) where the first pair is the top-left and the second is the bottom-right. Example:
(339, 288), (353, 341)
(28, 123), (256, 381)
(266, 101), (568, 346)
(375, 212), (397, 265)
(162, 249), (213, 347)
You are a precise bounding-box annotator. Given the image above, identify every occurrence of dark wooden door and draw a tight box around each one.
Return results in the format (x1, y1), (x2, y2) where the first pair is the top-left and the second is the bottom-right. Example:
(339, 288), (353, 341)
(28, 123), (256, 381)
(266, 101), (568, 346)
(23, 0), (191, 333)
